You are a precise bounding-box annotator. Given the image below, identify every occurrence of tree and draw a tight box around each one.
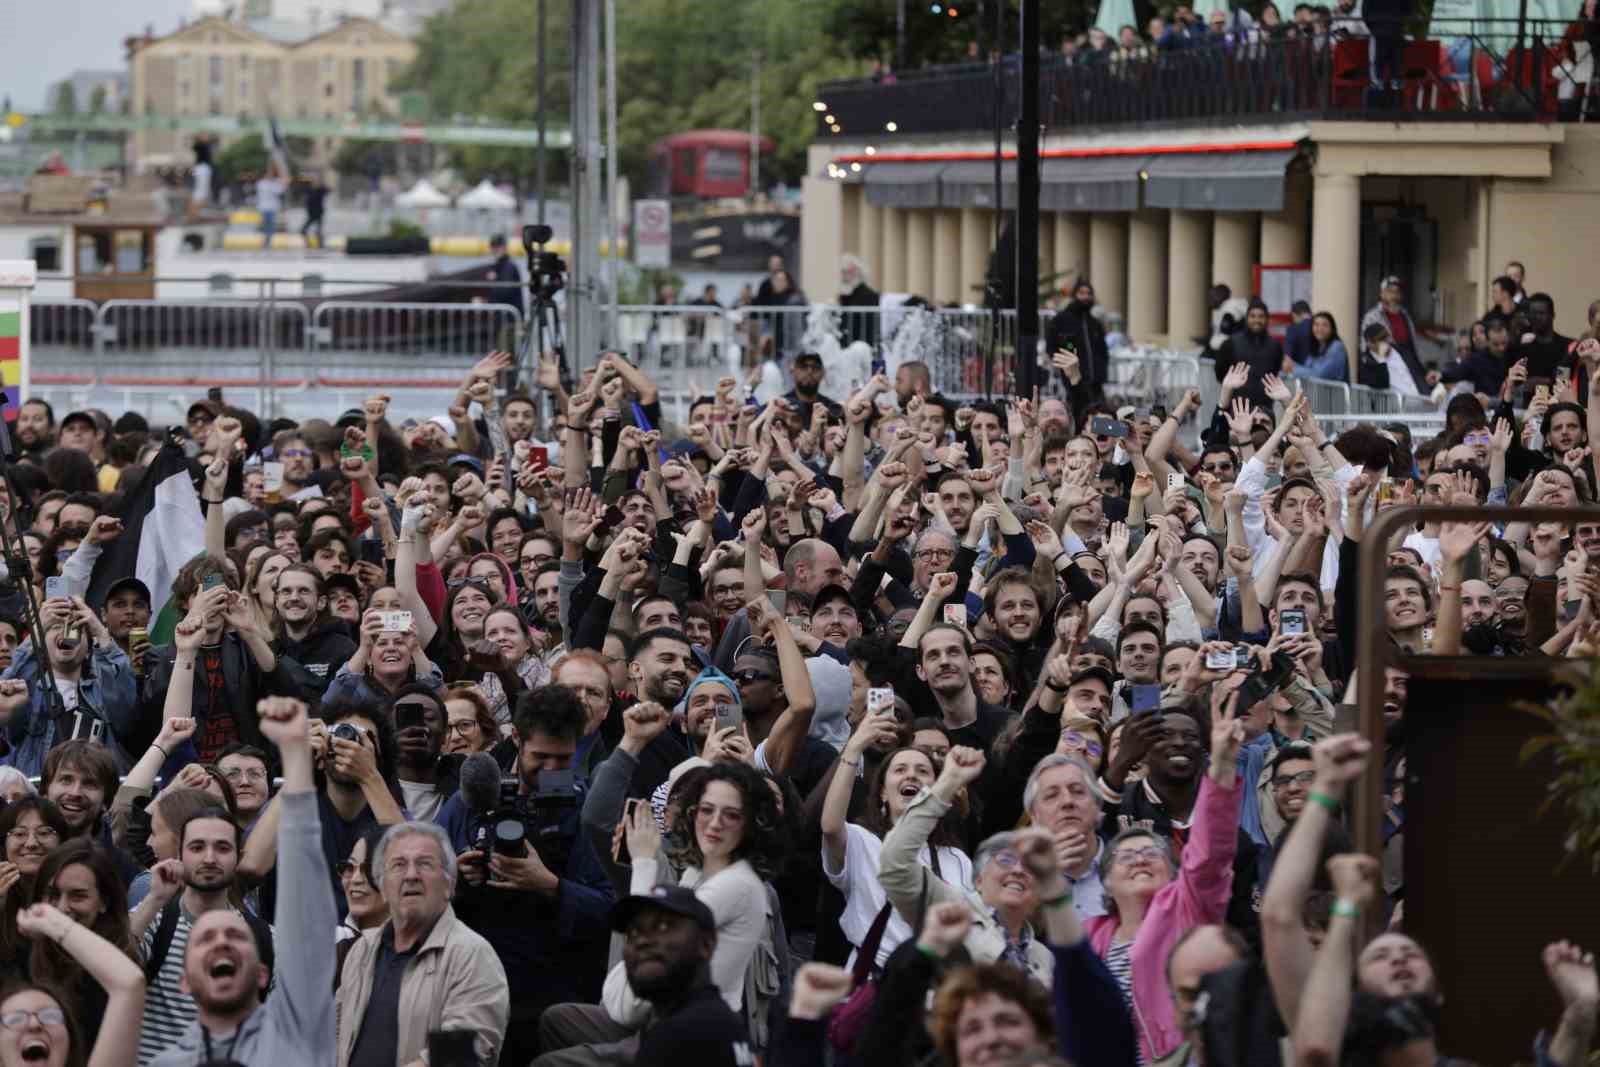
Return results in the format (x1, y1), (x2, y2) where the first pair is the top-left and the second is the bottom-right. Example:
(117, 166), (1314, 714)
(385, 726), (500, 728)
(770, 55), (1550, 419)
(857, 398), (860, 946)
(88, 85), (107, 115)
(53, 82), (77, 117)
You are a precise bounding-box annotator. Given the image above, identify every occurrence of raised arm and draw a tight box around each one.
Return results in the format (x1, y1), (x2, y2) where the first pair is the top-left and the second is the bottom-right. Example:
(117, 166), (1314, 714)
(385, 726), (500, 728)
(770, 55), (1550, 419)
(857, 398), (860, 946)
(1293, 853), (1381, 1067)
(1543, 941), (1599, 1067)
(899, 571), (957, 651)
(748, 602), (817, 777)
(1433, 516), (1490, 656)
(20, 904), (145, 1067)
(820, 714), (896, 875)
(1261, 733), (1368, 1029)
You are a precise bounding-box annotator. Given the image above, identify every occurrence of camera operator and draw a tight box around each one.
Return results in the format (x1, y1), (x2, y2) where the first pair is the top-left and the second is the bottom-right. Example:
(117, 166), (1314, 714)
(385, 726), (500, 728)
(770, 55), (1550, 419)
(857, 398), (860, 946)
(435, 683), (615, 1067)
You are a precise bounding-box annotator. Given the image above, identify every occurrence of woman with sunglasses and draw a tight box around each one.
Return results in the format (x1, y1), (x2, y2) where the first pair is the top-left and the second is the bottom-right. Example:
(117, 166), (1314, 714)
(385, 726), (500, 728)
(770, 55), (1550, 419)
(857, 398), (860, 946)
(0, 901), (145, 1067)
(334, 826), (390, 989)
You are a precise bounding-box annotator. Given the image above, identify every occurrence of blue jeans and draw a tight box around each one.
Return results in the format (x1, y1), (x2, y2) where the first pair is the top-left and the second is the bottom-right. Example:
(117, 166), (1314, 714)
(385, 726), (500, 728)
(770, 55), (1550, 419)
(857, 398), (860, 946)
(260, 210), (278, 246)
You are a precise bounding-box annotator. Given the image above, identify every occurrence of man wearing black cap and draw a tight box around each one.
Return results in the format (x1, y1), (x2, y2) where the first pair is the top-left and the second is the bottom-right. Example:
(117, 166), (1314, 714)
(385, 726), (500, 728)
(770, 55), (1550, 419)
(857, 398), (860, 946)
(322, 571), (363, 627)
(485, 234), (525, 318)
(782, 352), (842, 424)
(186, 400), (220, 444)
(614, 887), (752, 1067)
(101, 576), (153, 668)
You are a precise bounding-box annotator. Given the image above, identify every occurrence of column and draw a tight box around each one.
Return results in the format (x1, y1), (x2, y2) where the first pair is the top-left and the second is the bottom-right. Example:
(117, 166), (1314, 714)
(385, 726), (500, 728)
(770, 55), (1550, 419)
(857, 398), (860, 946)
(1167, 209), (1211, 348)
(959, 207), (989, 307)
(1311, 172), (1362, 380)
(1211, 212), (1256, 299)
(859, 197), (884, 287)
(799, 175), (844, 304)
(1053, 212), (1089, 293)
(933, 209), (962, 304)
(1088, 214), (1128, 318)
(1260, 172), (1310, 266)
(840, 184), (864, 262)
(906, 209), (935, 298)
(1127, 209), (1169, 344)
(881, 205), (908, 293)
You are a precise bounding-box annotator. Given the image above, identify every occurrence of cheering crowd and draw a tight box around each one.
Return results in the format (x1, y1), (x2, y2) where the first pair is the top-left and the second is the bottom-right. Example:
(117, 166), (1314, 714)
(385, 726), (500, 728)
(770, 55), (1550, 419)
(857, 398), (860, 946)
(0, 311), (1592, 1067)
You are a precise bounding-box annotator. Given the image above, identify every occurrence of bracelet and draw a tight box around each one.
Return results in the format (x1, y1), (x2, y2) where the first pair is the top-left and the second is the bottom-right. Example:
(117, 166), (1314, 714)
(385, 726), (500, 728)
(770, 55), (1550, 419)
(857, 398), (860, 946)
(1438, 584), (1460, 593)
(1307, 791), (1341, 814)
(839, 756), (861, 768)
(1041, 889), (1074, 910)
(1331, 899), (1362, 919)
(203, 496), (224, 505)
(1044, 680), (1068, 693)
(152, 743), (169, 759)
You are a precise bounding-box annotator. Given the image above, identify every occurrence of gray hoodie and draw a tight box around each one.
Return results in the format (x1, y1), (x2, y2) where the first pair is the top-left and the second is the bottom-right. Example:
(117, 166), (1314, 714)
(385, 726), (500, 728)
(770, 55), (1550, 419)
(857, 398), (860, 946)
(149, 790), (336, 1067)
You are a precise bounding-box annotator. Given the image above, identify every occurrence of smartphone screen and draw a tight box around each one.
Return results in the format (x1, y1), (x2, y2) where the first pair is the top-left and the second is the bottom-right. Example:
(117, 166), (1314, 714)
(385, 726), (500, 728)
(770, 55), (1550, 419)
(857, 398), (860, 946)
(527, 446), (550, 472)
(1129, 684), (1163, 715)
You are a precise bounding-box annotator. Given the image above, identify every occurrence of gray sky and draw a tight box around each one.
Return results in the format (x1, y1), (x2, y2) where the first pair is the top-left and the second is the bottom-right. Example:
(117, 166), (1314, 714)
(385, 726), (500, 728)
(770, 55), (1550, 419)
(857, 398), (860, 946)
(1, 0), (193, 111)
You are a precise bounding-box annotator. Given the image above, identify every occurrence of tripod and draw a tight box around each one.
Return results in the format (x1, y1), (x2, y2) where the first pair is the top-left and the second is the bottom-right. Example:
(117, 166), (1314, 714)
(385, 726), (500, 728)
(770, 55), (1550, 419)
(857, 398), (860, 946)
(515, 223), (572, 435)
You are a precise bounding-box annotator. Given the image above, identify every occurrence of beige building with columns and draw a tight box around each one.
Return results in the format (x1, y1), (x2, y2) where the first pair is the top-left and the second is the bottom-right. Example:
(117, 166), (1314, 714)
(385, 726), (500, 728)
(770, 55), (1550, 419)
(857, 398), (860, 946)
(801, 120), (1600, 356)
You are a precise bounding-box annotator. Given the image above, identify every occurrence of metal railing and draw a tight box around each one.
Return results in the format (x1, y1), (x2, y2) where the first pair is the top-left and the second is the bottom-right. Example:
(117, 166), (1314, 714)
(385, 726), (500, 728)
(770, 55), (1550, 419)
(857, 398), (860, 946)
(815, 17), (1596, 136)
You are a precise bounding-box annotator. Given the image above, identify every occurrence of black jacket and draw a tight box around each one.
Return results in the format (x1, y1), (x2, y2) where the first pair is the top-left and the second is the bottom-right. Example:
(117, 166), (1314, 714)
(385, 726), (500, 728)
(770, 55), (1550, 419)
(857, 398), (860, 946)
(137, 635), (306, 759)
(276, 621), (358, 703)
(1047, 300), (1110, 402)
(1215, 329), (1285, 409)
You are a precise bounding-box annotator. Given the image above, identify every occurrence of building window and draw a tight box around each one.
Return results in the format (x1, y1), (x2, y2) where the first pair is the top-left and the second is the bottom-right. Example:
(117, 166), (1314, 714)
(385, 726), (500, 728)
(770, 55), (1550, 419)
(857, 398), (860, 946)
(325, 84), (334, 97)
(352, 59), (365, 101)
(209, 56), (223, 88)
(179, 79), (191, 98)
(29, 237), (60, 274)
(320, 57), (334, 79)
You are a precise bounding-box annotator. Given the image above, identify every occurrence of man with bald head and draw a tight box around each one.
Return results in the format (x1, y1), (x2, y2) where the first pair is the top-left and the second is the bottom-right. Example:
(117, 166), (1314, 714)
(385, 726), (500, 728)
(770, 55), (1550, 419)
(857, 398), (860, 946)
(784, 538), (845, 598)
(1161, 924), (1250, 1066)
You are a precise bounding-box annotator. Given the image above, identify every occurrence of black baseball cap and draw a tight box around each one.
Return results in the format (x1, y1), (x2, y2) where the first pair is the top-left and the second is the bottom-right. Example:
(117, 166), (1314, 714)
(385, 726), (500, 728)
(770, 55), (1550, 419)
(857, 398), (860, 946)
(793, 351), (824, 367)
(335, 408), (366, 430)
(105, 577), (152, 607)
(610, 885), (716, 934)
(811, 583), (853, 614)
(187, 400), (221, 421)
(113, 411), (150, 435)
(61, 410), (98, 432)
(323, 573), (361, 600)
(1069, 665), (1115, 693)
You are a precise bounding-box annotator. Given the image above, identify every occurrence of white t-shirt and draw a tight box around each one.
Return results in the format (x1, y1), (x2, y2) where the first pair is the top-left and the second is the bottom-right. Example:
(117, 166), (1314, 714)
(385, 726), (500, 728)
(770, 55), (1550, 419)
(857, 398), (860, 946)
(823, 822), (973, 969)
(399, 779), (443, 822)
(192, 161), (212, 204)
(256, 176), (285, 213)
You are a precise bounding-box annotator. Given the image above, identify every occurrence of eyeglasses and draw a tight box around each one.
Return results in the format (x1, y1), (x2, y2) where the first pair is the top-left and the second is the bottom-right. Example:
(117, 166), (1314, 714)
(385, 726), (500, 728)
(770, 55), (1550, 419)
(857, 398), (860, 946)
(221, 767), (268, 783)
(1272, 770), (1316, 789)
(1202, 462), (1236, 475)
(0, 1008), (64, 1030)
(1060, 730), (1104, 759)
(986, 850), (1024, 871)
(335, 860), (371, 881)
(6, 827), (60, 846)
(731, 669), (774, 686)
(281, 448), (312, 459)
(446, 720), (479, 736)
(914, 548), (956, 562)
(1113, 845), (1165, 867)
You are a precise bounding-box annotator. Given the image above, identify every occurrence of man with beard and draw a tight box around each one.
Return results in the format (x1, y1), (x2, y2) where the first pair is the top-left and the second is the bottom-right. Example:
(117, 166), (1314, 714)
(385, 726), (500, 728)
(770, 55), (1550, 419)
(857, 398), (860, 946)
(442, 684), (615, 1067)
(1215, 301), (1285, 410)
(273, 564), (356, 702)
(894, 360), (932, 407)
(610, 887), (753, 1067)
(147, 696), (335, 1067)
(40, 740), (144, 882)
(1508, 292), (1574, 381)
(915, 623), (1010, 754)
(801, 583), (862, 662)
(712, 536), (844, 671)
(530, 562), (565, 648)
(270, 429), (317, 497)
(982, 568), (1047, 694)
(783, 351), (843, 424)
(1047, 281), (1109, 420)
(14, 397), (55, 459)
(133, 799), (277, 1067)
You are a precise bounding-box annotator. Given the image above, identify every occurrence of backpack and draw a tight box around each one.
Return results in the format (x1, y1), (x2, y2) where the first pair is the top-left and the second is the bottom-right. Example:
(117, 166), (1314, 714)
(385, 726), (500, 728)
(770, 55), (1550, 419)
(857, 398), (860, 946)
(144, 899), (275, 994)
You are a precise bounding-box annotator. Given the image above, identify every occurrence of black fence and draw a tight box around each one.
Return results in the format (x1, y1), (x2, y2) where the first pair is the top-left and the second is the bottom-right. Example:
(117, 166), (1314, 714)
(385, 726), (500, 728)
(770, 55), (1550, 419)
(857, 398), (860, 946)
(815, 18), (1596, 135)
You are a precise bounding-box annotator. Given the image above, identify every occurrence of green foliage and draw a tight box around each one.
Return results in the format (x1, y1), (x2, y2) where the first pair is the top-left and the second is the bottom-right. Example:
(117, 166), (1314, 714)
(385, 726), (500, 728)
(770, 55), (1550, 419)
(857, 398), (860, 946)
(88, 85), (107, 116)
(53, 83), (77, 117)
(388, 219), (426, 240)
(615, 265), (686, 305)
(213, 133), (312, 190)
(1517, 663), (1600, 874)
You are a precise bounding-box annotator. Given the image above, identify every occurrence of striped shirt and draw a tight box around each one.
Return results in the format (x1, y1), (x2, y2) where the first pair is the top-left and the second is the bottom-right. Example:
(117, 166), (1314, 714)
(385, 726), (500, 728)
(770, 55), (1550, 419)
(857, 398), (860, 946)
(1104, 937), (1140, 1064)
(135, 903), (276, 1067)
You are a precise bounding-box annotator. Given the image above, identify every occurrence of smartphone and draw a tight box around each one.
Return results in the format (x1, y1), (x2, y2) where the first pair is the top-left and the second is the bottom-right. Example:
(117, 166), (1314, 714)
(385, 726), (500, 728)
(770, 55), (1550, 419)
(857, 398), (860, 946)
(867, 687), (896, 716)
(360, 539), (385, 566)
(767, 588), (787, 613)
(1167, 472), (1185, 492)
(381, 611), (413, 633)
(1280, 608), (1308, 636)
(1376, 478), (1395, 505)
(395, 703), (425, 732)
(262, 461), (285, 492)
(1205, 646), (1238, 671)
(1535, 384), (1551, 405)
(615, 797), (642, 864)
(44, 576), (67, 600)
(1564, 598), (1584, 623)
(202, 573), (225, 592)
(603, 505), (625, 530)
(1129, 684), (1163, 715)
(527, 445), (550, 472)
(1089, 416), (1128, 439)
(427, 1030), (478, 1067)
(943, 603), (967, 628)
(714, 701), (744, 733)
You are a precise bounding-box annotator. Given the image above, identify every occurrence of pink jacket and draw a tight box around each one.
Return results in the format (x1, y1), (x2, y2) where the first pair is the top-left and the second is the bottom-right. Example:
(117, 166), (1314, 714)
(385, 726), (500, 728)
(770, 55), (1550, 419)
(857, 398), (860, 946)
(1086, 774), (1243, 1063)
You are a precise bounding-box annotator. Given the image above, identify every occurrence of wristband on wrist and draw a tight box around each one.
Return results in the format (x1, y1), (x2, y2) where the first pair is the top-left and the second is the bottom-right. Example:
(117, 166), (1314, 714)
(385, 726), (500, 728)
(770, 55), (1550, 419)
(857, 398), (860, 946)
(1041, 889), (1074, 909)
(1044, 680), (1068, 693)
(1331, 899), (1361, 919)
(153, 743), (169, 759)
(1307, 790), (1341, 814)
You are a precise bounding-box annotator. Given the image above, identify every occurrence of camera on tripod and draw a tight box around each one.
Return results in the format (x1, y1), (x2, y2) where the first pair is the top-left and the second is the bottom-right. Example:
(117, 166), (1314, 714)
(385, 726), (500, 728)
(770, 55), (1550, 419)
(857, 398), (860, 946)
(472, 769), (581, 861)
(522, 224), (567, 301)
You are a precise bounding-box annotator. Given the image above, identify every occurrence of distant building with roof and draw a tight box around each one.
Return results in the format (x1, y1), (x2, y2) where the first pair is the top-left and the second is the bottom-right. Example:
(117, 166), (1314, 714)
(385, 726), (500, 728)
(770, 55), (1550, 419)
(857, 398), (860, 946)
(126, 13), (417, 169)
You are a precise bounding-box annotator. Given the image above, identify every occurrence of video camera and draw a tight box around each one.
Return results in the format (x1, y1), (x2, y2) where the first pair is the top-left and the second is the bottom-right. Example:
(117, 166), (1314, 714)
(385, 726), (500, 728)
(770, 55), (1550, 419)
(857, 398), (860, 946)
(471, 769), (581, 869)
(522, 223), (566, 302)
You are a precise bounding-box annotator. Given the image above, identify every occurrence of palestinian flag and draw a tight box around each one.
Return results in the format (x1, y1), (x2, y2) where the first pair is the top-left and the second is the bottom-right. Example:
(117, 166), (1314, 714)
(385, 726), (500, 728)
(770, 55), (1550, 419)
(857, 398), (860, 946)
(86, 437), (206, 643)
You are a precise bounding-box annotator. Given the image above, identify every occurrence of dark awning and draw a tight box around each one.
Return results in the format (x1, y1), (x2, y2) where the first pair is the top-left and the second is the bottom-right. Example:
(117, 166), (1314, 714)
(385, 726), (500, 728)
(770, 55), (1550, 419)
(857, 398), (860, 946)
(862, 161), (945, 208)
(939, 160), (1015, 209)
(1142, 149), (1298, 211)
(1038, 155), (1151, 213)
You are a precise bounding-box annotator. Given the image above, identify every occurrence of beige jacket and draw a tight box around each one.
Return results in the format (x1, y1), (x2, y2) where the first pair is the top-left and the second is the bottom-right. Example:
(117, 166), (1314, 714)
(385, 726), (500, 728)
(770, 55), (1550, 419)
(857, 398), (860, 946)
(336, 905), (510, 1067)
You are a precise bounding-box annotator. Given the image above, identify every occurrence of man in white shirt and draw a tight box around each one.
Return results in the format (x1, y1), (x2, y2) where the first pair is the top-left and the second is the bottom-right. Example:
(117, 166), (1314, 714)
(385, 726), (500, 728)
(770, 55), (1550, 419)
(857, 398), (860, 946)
(257, 163), (287, 247)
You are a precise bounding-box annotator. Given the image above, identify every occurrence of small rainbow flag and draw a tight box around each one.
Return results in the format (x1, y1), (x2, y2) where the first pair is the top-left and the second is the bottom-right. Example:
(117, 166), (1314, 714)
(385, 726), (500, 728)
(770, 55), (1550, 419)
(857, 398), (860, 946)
(0, 309), (18, 420)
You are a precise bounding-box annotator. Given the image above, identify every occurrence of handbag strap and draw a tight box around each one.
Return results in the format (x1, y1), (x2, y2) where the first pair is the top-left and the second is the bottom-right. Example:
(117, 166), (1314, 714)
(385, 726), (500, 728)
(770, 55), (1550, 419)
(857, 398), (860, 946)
(853, 901), (895, 984)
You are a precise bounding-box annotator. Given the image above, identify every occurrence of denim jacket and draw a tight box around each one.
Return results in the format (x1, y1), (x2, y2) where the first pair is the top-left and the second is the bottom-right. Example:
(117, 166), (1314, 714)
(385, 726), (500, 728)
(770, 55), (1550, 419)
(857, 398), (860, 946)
(1, 638), (138, 776)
